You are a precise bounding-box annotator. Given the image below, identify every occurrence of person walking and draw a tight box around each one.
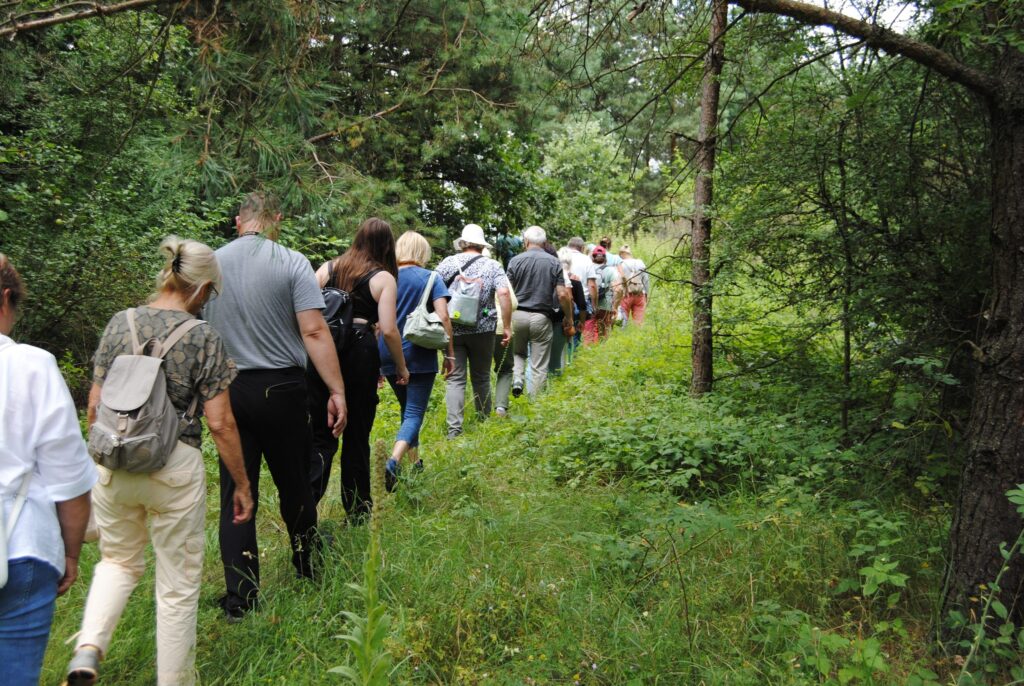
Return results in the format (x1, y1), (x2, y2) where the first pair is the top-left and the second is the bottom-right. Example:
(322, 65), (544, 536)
(618, 244), (650, 326)
(203, 192), (345, 622)
(491, 248), (518, 417)
(506, 226), (572, 397)
(565, 237), (597, 353)
(583, 246), (621, 344)
(435, 224), (512, 438)
(310, 218), (408, 519)
(600, 237), (623, 268)
(67, 238), (254, 685)
(380, 232), (453, 478)
(0, 255), (95, 686)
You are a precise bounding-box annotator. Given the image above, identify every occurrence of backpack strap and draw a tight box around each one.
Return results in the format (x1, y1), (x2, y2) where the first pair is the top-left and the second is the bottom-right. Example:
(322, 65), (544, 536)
(126, 308), (145, 355)
(354, 269), (378, 291)
(445, 254), (484, 287)
(151, 318), (204, 359)
(152, 317), (205, 421)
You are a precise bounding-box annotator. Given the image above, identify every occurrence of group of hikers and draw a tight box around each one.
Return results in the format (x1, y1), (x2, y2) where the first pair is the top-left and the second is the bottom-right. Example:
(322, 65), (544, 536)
(0, 191), (650, 686)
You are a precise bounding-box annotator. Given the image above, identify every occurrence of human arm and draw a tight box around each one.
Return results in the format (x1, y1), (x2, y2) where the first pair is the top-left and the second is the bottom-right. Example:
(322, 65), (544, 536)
(297, 308), (347, 436)
(434, 296), (456, 377)
(36, 352), (98, 595)
(496, 287), (513, 346)
(375, 272), (409, 385)
(556, 284), (573, 332)
(55, 492), (90, 595)
(204, 391), (254, 524)
(314, 261), (332, 288)
(588, 276), (599, 312)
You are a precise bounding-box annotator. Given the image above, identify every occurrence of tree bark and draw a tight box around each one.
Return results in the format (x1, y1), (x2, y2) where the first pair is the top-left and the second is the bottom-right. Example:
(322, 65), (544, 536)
(690, 0), (727, 396)
(944, 52), (1024, 623)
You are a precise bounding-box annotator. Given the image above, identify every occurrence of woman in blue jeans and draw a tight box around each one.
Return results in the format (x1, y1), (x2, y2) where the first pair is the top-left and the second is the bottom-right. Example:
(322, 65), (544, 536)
(381, 232), (454, 482)
(0, 254), (95, 686)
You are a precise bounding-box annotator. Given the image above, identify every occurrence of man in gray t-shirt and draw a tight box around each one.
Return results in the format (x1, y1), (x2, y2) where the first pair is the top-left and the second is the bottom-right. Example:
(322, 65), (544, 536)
(203, 192), (347, 620)
(506, 225), (572, 398)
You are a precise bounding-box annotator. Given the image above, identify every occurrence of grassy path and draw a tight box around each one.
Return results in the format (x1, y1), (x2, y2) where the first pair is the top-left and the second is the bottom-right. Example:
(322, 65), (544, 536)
(42, 296), (946, 684)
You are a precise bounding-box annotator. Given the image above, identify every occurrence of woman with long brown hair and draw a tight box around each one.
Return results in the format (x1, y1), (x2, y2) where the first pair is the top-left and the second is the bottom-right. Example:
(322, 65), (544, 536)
(308, 218), (408, 520)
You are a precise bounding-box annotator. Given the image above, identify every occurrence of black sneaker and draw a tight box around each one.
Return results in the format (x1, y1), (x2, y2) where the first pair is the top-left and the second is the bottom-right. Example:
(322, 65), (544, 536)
(511, 381), (524, 398)
(412, 459), (424, 472)
(218, 595), (252, 624)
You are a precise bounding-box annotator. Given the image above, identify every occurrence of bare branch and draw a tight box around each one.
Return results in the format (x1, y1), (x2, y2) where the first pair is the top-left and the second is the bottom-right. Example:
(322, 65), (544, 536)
(0, 0), (166, 39)
(731, 0), (999, 98)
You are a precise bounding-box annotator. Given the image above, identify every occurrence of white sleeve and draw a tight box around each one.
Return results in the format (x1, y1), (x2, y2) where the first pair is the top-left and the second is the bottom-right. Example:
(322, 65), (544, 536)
(32, 354), (97, 502)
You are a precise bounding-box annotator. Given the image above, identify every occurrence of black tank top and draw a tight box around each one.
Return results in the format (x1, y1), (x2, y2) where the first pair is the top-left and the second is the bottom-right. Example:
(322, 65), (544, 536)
(350, 269), (381, 323)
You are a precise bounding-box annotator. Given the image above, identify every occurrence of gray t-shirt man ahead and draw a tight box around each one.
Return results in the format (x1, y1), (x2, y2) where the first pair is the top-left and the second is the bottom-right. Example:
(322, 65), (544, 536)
(204, 235), (324, 370)
(506, 248), (563, 314)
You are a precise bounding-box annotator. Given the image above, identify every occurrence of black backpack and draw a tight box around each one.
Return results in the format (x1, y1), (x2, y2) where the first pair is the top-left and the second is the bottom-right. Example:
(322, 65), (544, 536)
(322, 261), (375, 354)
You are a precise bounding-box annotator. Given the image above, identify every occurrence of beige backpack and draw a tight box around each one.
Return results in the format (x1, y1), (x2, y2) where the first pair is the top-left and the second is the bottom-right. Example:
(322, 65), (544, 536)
(87, 309), (202, 473)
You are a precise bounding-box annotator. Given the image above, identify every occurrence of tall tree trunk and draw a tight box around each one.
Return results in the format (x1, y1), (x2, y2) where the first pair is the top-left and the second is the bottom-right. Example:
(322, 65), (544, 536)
(944, 55), (1024, 624)
(690, 0), (727, 396)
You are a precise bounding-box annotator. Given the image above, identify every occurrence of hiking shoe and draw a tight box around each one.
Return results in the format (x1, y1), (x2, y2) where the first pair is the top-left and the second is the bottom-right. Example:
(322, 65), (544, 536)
(218, 595), (252, 624)
(66, 647), (100, 686)
(495, 406), (507, 418)
(412, 459), (424, 472)
(511, 381), (524, 398)
(385, 458), (401, 492)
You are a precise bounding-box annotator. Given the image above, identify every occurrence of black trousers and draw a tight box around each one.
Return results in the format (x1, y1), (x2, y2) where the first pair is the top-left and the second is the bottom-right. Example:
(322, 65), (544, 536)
(308, 326), (380, 519)
(219, 368), (318, 611)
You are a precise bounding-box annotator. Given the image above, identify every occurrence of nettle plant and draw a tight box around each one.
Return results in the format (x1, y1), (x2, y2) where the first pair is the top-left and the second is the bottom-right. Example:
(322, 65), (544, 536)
(945, 486), (1024, 685)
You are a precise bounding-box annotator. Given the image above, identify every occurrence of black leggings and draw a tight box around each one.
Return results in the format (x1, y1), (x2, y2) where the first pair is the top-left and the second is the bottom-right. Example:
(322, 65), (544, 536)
(308, 326), (380, 519)
(219, 368), (318, 611)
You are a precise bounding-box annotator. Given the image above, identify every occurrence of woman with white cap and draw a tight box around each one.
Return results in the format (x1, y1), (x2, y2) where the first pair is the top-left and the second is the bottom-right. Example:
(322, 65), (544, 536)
(434, 224), (512, 438)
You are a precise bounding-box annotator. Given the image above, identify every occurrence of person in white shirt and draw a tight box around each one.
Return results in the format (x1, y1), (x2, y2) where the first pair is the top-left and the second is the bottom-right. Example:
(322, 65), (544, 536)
(565, 237), (597, 353)
(0, 254), (95, 686)
(618, 244), (650, 325)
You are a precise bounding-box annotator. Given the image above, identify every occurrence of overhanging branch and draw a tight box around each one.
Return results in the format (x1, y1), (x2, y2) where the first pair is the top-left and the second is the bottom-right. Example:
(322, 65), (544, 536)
(0, 0), (165, 40)
(731, 0), (999, 99)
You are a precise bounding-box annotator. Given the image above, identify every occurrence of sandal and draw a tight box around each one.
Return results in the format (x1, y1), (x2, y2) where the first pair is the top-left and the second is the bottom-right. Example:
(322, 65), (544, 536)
(66, 646), (101, 686)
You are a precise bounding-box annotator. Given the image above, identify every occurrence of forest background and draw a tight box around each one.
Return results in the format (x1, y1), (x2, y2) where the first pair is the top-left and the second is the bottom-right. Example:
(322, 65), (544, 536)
(2, 0), (1023, 683)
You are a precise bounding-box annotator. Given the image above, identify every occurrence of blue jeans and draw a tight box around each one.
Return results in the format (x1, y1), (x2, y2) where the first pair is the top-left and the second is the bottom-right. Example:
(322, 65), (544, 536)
(388, 372), (437, 449)
(0, 558), (59, 686)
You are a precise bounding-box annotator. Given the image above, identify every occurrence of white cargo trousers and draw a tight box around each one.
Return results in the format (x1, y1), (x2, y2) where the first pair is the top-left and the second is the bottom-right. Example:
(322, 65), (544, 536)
(76, 441), (206, 686)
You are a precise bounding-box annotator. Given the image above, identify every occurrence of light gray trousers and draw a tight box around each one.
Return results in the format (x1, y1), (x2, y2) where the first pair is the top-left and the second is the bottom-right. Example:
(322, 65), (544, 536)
(512, 310), (553, 397)
(445, 332), (495, 435)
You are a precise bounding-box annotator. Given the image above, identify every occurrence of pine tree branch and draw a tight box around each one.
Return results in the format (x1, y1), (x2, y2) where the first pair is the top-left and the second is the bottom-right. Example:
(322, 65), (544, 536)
(730, 0), (999, 98)
(0, 0), (165, 39)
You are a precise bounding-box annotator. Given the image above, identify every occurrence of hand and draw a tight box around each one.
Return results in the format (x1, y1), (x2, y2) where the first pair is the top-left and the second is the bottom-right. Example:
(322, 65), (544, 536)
(442, 355), (455, 378)
(57, 556), (78, 596)
(377, 375), (386, 390)
(500, 330), (512, 347)
(232, 484), (255, 524)
(328, 392), (347, 437)
(396, 366), (410, 386)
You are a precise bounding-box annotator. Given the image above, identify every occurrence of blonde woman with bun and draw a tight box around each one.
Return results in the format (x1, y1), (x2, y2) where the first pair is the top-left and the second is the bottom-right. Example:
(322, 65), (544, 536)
(66, 237), (254, 686)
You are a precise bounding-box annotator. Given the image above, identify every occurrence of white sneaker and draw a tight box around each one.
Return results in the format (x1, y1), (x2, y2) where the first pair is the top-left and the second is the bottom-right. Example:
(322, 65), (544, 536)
(495, 407), (507, 418)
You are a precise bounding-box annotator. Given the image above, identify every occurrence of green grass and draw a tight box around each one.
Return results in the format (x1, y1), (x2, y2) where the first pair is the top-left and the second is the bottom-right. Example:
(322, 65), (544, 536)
(41, 283), (952, 685)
